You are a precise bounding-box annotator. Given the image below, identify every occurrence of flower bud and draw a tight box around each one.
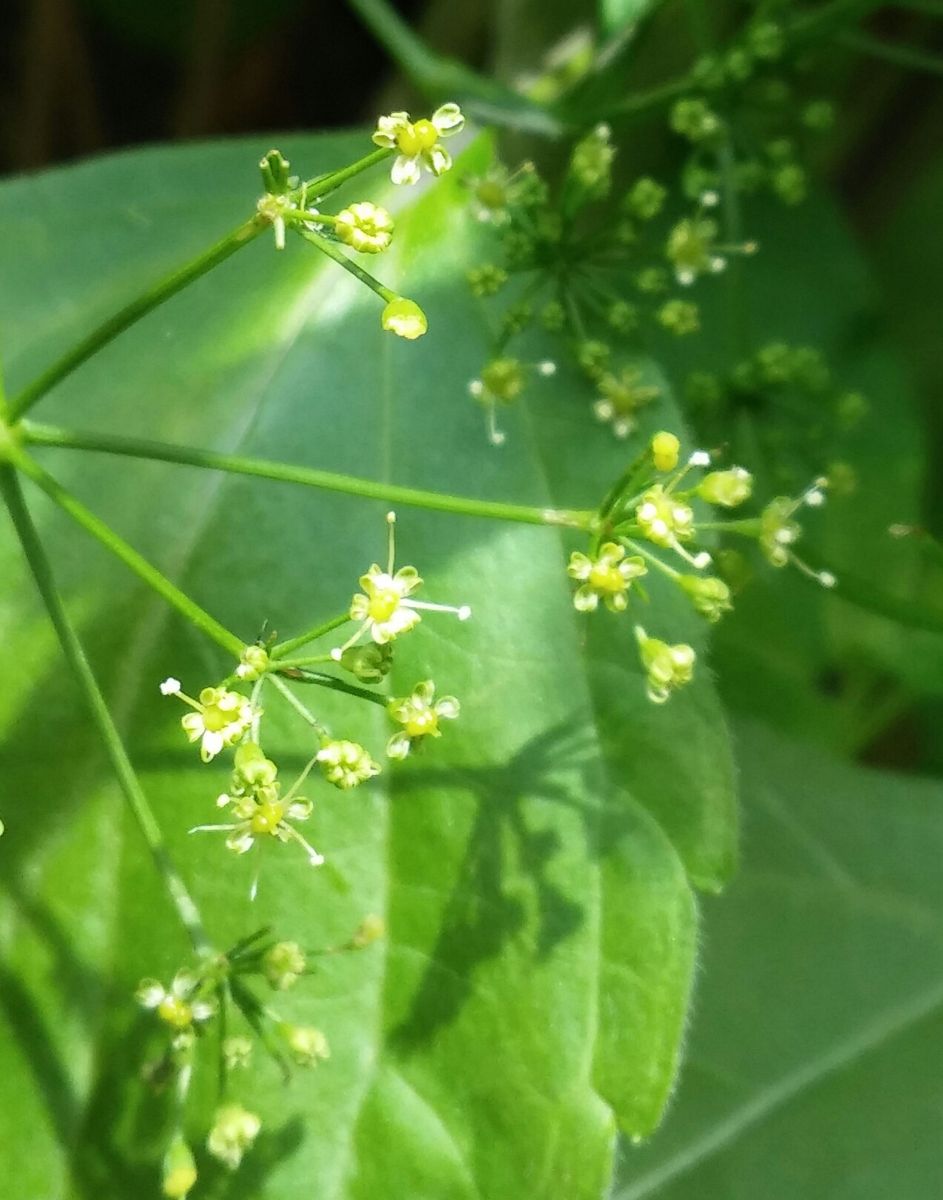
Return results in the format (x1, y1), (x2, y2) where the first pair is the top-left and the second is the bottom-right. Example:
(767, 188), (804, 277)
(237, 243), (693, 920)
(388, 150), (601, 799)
(281, 1024), (330, 1067)
(340, 642), (393, 683)
(334, 201), (394, 254)
(316, 739), (380, 790)
(207, 1104), (261, 1170)
(263, 941), (306, 990)
(635, 627), (696, 704)
(697, 468), (753, 508)
(651, 432), (680, 472)
(236, 644), (269, 681)
(679, 575), (733, 622)
(381, 298), (427, 340)
(351, 913), (386, 948)
(162, 1134), (198, 1199)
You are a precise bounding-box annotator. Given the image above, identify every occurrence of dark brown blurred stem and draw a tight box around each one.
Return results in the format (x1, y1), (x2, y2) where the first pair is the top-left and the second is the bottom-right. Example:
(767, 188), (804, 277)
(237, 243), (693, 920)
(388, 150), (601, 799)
(174, 0), (232, 136)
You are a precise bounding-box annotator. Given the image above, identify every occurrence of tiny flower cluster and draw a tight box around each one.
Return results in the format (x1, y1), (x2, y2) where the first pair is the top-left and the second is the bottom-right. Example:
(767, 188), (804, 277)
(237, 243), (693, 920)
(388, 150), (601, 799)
(159, 516), (467, 891)
(565, 431), (834, 703)
(457, 122), (755, 445)
(685, 341), (866, 491)
(252, 104), (465, 344)
(140, 922), (382, 1198)
(668, 18), (836, 209)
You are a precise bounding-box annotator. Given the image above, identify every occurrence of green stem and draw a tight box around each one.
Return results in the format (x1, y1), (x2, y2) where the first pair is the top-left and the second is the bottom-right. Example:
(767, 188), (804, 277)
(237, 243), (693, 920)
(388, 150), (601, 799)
(295, 227), (397, 303)
(302, 148), (392, 199)
(8, 216), (266, 421)
(274, 668), (390, 708)
(7, 151), (392, 422)
(272, 613), (350, 659)
(13, 446), (245, 659)
(0, 466), (212, 955)
(269, 674), (328, 733)
(837, 29), (943, 75)
(22, 422), (593, 529)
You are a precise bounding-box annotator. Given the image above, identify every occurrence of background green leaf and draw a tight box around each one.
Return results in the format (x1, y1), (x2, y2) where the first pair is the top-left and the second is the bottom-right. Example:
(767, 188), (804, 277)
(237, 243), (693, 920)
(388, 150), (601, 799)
(0, 133), (735, 1196)
(615, 719), (943, 1199)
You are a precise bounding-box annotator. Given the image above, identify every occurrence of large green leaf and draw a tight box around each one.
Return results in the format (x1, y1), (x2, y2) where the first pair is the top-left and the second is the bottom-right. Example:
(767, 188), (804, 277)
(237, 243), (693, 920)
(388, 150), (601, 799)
(0, 134), (735, 1196)
(615, 719), (943, 1199)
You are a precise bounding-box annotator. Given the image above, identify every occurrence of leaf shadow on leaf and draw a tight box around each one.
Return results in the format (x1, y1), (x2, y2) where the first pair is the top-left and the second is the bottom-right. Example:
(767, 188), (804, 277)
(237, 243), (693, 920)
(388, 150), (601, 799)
(0, 881), (159, 1195)
(384, 718), (612, 1052)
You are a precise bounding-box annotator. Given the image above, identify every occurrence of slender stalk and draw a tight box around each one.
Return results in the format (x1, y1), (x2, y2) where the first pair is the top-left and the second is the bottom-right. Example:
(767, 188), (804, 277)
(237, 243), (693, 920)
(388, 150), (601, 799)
(837, 29), (943, 75)
(272, 613), (350, 660)
(274, 668), (390, 709)
(13, 447), (245, 658)
(295, 227), (397, 302)
(22, 422), (594, 529)
(269, 674), (328, 733)
(7, 151), (392, 421)
(8, 216), (266, 421)
(303, 148), (392, 198)
(0, 466), (211, 955)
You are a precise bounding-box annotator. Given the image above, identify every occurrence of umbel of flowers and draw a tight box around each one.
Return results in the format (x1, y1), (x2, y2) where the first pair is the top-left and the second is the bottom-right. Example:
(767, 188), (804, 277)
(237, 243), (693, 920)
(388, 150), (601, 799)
(457, 117), (761, 446)
(160, 512), (468, 888)
(566, 431), (835, 703)
(138, 920), (384, 1198)
(253, 103), (466, 342)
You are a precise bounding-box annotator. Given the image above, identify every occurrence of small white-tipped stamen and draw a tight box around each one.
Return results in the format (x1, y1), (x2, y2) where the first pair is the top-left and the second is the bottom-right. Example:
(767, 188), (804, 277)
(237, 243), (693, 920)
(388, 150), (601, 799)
(468, 379), (484, 398)
(692, 551), (713, 569)
(458, 606), (472, 621)
(386, 511), (396, 525)
(538, 360), (557, 376)
(804, 489), (825, 507)
(160, 677), (181, 696)
(678, 270), (695, 287)
(330, 647), (343, 662)
(710, 256), (727, 273)
(689, 450), (711, 467)
(701, 190), (720, 207)
(818, 570), (837, 588)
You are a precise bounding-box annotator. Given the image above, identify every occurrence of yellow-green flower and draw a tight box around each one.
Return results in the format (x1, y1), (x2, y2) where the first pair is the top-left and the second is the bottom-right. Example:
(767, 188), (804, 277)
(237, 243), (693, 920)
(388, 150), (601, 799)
(387, 680), (460, 760)
(381, 297), (428, 340)
(207, 1104), (261, 1170)
(137, 971), (217, 1031)
(263, 941), (306, 990)
(161, 679), (257, 763)
(191, 743), (323, 867)
(162, 1135), (197, 1199)
(567, 543), (647, 613)
(316, 739), (380, 789)
(635, 486), (695, 547)
(635, 627), (696, 703)
(372, 103), (465, 185)
(281, 1024), (330, 1067)
(334, 201), (394, 254)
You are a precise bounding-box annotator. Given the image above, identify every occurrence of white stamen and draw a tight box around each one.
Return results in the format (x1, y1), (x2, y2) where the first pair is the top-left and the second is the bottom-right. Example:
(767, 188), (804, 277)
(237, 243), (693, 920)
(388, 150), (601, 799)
(677, 269), (695, 287)
(818, 570), (837, 588)
(160, 677), (181, 696)
(458, 606), (472, 621)
(330, 647), (343, 662)
(538, 360), (557, 376)
(701, 190), (720, 207)
(689, 450), (711, 467)
(804, 489), (825, 507)
(692, 551), (713, 569)
(468, 379), (484, 397)
(386, 511), (396, 525)
(710, 256), (727, 273)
